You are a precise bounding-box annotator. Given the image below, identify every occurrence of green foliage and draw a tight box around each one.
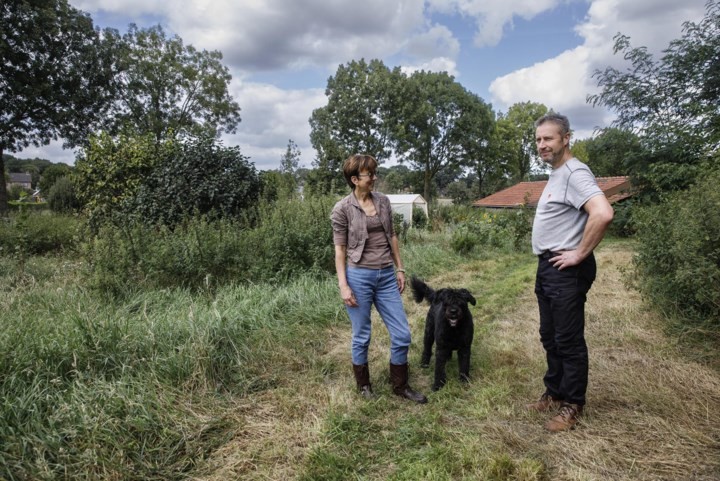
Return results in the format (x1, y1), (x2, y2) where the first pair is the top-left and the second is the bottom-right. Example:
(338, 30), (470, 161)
(438, 205), (533, 254)
(0, 0), (118, 214)
(394, 70), (495, 201)
(584, 128), (643, 177)
(412, 205), (427, 229)
(608, 199), (636, 237)
(245, 197), (335, 281)
(493, 102), (549, 181)
(6, 184), (28, 201)
(280, 138), (301, 178)
(310, 59), (399, 165)
(83, 197), (335, 293)
(0, 211), (82, 257)
(393, 211), (409, 244)
(589, 2), (720, 195)
(130, 134), (260, 226)
(108, 24), (241, 140)
(47, 176), (82, 213)
(39, 162), (73, 195)
(450, 226), (479, 254)
(0, 267), (343, 480)
(260, 170), (297, 203)
(633, 167), (720, 325)
(74, 132), (166, 224)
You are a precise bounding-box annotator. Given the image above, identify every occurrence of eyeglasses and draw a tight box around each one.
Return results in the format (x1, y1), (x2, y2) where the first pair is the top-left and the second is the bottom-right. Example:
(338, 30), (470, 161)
(357, 173), (378, 179)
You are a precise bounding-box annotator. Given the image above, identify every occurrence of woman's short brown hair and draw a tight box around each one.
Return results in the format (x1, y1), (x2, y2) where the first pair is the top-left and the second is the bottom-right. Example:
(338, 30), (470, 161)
(342, 154), (378, 190)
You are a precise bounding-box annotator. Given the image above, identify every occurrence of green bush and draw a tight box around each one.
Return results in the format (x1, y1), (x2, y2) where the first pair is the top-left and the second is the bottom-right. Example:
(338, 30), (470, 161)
(83, 197), (336, 293)
(608, 199), (636, 237)
(412, 205), (428, 229)
(47, 176), (82, 213)
(0, 211), (82, 257)
(633, 168), (720, 325)
(450, 226), (478, 254)
(130, 134), (261, 227)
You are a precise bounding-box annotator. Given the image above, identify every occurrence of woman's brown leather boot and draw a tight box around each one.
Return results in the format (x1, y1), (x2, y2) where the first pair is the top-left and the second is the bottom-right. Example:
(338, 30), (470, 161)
(352, 363), (375, 399)
(389, 363), (427, 404)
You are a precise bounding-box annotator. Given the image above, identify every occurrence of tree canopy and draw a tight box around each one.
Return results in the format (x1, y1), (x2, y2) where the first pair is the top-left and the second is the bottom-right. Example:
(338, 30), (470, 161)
(308, 59), (402, 195)
(0, 0), (117, 214)
(107, 24), (241, 141)
(588, 0), (720, 195)
(392, 71), (494, 201)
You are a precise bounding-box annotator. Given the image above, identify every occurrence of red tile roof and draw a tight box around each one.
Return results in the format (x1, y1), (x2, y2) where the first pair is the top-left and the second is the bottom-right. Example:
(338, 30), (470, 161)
(473, 176), (632, 208)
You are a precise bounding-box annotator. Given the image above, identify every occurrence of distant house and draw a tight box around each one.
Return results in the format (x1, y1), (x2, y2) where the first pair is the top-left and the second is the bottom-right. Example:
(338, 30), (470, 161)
(472, 176), (633, 210)
(7, 173), (32, 190)
(387, 194), (428, 227)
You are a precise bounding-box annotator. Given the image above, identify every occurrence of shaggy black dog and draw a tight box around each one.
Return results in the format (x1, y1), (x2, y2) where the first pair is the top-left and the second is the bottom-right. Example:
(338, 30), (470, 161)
(411, 277), (476, 391)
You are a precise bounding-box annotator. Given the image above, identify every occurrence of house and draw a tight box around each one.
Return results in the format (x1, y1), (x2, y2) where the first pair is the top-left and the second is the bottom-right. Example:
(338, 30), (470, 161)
(386, 194), (428, 227)
(7, 173), (33, 190)
(472, 176), (633, 210)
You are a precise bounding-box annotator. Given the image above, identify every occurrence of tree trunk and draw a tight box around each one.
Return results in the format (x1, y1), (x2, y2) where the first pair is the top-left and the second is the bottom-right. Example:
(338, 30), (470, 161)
(0, 145), (9, 216)
(424, 164), (431, 202)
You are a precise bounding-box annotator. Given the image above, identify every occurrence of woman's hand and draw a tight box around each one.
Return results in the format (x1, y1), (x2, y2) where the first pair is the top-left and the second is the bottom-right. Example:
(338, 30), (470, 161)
(396, 271), (406, 293)
(340, 284), (358, 307)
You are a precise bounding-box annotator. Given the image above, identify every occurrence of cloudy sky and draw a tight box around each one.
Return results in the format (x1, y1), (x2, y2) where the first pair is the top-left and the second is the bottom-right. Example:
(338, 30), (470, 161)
(21, 0), (710, 169)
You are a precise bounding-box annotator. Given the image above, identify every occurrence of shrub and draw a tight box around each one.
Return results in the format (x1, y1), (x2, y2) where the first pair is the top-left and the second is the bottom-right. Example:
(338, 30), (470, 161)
(83, 197), (336, 293)
(131, 134), (261, 227)
(47, 176), (82, 213)
(412, 205), (428, 229)
(450, 226), (478, 254)
(633, 168), (720, 325)
(0, 211), (82, 257)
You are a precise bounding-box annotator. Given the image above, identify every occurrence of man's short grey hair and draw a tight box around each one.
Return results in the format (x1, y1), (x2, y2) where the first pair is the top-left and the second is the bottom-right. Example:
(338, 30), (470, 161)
(535, 112), (571, 136)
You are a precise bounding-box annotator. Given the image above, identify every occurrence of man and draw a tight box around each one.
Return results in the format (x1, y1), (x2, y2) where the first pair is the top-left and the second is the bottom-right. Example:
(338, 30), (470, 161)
(527, 113), (614, 432)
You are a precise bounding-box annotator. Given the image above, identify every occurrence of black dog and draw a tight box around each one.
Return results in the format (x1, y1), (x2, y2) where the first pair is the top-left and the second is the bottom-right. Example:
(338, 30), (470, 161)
(411, 277), (476, 391)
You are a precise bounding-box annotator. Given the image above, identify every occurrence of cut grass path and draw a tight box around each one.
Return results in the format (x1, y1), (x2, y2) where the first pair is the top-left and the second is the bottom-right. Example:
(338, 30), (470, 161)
(196, 242), (720, 481)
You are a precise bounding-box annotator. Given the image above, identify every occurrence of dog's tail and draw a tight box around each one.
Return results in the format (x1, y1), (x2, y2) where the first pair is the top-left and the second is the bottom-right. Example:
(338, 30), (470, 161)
(410, 276), (435, 304)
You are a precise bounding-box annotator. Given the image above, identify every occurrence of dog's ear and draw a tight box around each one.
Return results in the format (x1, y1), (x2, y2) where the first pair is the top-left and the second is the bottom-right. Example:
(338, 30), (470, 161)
(461, 289), (476, 306)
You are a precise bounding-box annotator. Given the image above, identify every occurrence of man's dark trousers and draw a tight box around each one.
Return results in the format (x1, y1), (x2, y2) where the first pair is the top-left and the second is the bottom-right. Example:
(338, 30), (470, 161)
(535, 252), (596, 406)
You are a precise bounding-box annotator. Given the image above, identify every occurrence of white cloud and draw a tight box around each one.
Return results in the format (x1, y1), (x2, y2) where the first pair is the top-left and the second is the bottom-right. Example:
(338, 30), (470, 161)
(224, 81), (327, 170)
(13, 141), (78, 165)
(489, 0), (709, 138)
(427, 0), (564, 47)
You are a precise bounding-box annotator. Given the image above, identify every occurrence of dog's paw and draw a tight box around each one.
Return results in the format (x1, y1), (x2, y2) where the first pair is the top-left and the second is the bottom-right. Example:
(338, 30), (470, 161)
(459, 374), (470, 383)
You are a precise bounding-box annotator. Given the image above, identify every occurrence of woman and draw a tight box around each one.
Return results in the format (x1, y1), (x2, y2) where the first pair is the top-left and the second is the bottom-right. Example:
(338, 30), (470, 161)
(330, 154), (427, 404)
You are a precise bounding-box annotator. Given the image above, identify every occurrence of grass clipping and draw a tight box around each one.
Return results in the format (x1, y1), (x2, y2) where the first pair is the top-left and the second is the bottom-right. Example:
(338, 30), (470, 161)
(196, 243), (720, 481)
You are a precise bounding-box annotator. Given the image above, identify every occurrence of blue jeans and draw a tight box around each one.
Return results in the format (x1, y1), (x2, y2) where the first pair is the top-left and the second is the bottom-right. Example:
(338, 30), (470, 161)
(346, 266), (412, 365)
(535, 253), (596, 406)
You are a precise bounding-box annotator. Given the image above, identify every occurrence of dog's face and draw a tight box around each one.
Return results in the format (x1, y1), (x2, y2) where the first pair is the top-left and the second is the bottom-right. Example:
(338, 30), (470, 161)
(435, 288), (476, 328)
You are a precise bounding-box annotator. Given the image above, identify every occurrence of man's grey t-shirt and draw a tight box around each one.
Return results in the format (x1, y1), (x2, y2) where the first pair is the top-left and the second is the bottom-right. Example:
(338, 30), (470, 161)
(531, 158), (603, 255)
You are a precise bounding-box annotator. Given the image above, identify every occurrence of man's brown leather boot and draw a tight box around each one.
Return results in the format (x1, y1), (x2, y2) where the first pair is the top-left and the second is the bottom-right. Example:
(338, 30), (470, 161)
(545, 403), (583, 432)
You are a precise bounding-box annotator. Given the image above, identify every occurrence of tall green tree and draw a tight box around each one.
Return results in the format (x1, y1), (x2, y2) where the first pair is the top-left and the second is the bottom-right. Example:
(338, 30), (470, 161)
(393, 71), (494, 201)
(280, 139), (301, 177)
(39, 163), (73, 195)
(588, 0), (720, 194)
(308, 59), (401, 194)
(0, 0), (117, 214)
(108, 24), (241, 141)
(584, 128), (643, 177)
(495, 102), (548, 182)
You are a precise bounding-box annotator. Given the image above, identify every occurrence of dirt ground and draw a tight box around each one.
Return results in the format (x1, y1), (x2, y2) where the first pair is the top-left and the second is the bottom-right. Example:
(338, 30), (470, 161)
(197, 243), (720, 481)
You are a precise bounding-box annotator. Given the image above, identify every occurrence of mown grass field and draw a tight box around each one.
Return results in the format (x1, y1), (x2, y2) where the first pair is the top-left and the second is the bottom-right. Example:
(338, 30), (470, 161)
(1, 235), (719, 480)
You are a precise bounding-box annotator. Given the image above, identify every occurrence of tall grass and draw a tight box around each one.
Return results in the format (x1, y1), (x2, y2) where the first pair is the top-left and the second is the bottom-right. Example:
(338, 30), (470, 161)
(82, 196), (336, 294)
(1, 221), (501, 480)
